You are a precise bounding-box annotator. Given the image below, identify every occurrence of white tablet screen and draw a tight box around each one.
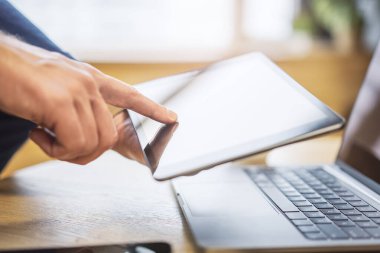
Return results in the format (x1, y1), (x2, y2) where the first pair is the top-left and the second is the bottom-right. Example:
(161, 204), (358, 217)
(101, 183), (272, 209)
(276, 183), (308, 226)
(129, 53), (342, 180)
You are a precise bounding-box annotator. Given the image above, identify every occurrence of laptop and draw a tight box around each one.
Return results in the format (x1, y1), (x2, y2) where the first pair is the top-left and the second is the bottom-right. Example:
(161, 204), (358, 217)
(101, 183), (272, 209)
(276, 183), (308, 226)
(171, 44), (380, 252)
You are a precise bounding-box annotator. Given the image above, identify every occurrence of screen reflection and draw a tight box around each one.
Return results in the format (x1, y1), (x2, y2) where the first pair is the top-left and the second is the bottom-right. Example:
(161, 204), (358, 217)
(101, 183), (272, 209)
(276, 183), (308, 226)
(112, 109), (178, 172)
(338, 45), (380, 184)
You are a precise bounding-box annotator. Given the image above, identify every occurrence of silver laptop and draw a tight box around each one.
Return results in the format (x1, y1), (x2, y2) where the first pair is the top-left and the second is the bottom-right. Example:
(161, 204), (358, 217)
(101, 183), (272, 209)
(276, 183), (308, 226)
(171, 44), (380, 252)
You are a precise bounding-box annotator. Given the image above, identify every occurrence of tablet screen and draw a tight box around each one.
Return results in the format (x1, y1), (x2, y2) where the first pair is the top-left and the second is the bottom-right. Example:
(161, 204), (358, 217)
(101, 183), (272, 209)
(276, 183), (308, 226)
(128, 53), (343, 180)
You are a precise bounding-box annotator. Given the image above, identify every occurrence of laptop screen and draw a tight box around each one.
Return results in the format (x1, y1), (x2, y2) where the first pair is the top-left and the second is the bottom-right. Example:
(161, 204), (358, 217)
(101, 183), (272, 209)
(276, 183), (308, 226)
(338, 43), (380, 190)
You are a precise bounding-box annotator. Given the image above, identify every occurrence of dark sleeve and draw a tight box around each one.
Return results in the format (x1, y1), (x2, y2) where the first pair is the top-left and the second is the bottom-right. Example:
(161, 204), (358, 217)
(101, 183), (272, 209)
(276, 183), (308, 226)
(0, 0), (73, 171)
(0, 0), (73, 58)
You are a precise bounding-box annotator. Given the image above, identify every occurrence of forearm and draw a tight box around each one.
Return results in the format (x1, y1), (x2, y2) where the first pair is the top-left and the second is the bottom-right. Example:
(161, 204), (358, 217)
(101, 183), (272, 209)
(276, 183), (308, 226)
(0, 32), (38, 120)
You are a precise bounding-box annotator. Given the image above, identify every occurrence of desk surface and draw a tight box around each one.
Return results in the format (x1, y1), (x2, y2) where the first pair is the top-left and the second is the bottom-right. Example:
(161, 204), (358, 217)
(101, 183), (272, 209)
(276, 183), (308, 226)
(0, 134), (342, 253)
(0, 152), (198, 252)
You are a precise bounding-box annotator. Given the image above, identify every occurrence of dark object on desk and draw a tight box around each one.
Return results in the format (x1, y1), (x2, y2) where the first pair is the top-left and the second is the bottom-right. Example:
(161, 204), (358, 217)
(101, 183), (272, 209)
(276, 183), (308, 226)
(0, 242), (171, 253)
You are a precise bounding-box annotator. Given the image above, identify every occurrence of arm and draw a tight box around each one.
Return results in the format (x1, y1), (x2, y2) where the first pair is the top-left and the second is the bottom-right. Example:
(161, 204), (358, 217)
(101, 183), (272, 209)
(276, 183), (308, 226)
(0, 32), (177, 165)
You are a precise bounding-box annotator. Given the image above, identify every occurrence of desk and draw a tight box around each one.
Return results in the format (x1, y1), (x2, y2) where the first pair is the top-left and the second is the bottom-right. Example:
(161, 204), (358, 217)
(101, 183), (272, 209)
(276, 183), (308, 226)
(0, 135), (342, 253)
(0, 152), (197, 252)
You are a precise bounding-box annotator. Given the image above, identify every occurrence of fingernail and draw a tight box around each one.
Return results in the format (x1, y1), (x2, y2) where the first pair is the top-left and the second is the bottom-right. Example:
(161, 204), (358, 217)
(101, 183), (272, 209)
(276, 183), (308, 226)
(168, 109), (178, 121)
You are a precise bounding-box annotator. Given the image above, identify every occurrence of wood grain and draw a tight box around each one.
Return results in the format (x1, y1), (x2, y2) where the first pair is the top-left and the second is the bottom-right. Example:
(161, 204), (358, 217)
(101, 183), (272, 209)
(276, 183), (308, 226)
(0, 134), (345, 253)
(0, 152), (198, 252)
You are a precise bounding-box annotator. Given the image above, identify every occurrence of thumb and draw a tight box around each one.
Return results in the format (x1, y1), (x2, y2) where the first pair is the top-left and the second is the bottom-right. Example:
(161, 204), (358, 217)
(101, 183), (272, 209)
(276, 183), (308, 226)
(99, 74), (177, 124)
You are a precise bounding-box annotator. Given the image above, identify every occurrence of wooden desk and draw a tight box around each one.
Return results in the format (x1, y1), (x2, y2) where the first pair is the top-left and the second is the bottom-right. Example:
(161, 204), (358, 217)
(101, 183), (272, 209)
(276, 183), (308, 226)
(0, 134), (342, 253)
(0, 152), (197, 252)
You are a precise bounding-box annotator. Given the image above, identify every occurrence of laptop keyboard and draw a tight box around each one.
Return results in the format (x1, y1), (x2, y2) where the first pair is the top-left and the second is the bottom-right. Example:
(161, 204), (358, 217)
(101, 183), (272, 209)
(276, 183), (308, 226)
(246, 167), (380, 240)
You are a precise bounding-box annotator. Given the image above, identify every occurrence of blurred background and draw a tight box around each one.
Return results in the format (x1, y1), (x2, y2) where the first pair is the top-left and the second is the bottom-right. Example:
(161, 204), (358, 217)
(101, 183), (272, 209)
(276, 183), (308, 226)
(3, 0), (380, 176)
(9, 0), (380, 61)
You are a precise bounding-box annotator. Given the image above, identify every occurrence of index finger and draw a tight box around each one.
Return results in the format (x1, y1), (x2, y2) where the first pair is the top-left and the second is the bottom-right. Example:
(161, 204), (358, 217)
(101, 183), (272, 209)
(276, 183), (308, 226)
(100, 75), (177, 124)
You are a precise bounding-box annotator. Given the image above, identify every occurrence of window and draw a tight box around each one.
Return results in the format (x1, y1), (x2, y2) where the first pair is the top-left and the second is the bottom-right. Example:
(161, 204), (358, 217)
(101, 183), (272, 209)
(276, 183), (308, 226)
(11, 0), (309, 62)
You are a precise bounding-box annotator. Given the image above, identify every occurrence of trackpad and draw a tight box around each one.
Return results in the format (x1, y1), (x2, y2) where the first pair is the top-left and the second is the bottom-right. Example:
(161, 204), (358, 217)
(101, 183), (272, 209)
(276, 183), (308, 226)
(179, 183), (279, 217)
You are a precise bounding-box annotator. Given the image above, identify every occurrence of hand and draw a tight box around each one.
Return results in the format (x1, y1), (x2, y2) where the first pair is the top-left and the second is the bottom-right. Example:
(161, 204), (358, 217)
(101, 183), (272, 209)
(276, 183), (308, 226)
(0, 33), (177, 164)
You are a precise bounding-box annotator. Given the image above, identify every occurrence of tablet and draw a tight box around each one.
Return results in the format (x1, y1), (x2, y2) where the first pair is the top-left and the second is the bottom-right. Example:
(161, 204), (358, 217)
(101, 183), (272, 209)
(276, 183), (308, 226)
(120, 53), (344, 180)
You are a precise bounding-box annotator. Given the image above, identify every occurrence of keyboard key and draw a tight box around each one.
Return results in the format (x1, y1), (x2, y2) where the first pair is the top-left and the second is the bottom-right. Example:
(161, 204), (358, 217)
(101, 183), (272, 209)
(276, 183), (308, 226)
(310, 217), (332, 224)
(293, 201), (312, 207)
(292, 219), (313, 226)
(358, 206), (378, 212)
(334, 220), (356, 227)
(330, 186), (347, 192)
(337, 191), (354, 197)
(294, 185), (310, 190)
(334, 204), (354, 210)
(341, 227), (370, 239)
(371, 218), (380, 224)
(299, 189), (315, 194)
(278, 186), (295, 192)
(303, 193), (320, 199)
(298, 206), (318, 212)
(342, 196), (361, 202)
(286, 212), (307, 220)
(320, 194), (336, 199)
(323, 194), (340, 200)
(304, 211), (325, 218)
(364, 228), (380, 238)
(314, 203), (334, 209)
(327, 198), (346, 205)
(317, 224), (349, 239)
(288, 196), (306, 202)
(311, 185), (327, 190)
(320, 208), (340, 215)
(260, 186), (299, 212)
(317, 189), (334, 195)
(291, 184), (306, 189)
(356, 221), (378, 228)
(350, 201), (369, 207)
(304, 232), (327, 240)
(327, 214), (349, 221)
(348, 215), (371, 222)
(309, 198), (326, 204)
(325, 182), (338, 186)
(298, 225), (319, 233)
(341, 209), (361, 216)
(283, 191), (302, 197)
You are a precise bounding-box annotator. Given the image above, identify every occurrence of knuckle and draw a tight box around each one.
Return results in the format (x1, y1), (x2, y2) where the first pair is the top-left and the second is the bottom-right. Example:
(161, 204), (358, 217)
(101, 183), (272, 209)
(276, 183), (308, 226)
(126, 86), (140, 100)
(55, 92), (72, 106)
(79, 72), (97, 92)
(89, 136), (99, 151)
(82, 62), (98, 74)
(73, 136), (87, 152)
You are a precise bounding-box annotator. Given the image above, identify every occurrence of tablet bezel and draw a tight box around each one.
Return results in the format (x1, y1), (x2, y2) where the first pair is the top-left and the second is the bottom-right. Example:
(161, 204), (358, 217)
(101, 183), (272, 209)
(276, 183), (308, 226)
(129, 53), (344, 181)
